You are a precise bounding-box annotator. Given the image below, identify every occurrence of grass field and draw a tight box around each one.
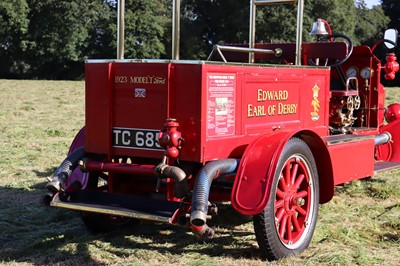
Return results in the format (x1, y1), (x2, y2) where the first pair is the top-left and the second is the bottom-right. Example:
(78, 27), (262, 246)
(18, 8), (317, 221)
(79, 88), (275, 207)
(0, 79), (399, 265)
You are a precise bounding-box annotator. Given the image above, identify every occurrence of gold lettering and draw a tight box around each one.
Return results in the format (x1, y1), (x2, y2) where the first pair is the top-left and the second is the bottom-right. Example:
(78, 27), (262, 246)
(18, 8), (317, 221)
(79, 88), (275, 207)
(248, 104), (267, 117)
(267, 105), (276, 116)
(130, 76), (153, 84)
(257, 89), (263, 102)
(115, 76), (128, 83)
(278, 103), (298, 115)
(247, 104), (254, 117)
(257, 89), (289, 101)
(257, 105), (266, 116)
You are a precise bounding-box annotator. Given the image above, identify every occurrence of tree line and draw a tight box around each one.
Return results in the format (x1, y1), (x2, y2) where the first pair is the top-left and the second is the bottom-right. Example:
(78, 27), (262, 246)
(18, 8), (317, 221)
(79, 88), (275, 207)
(0, 0), (397, 80)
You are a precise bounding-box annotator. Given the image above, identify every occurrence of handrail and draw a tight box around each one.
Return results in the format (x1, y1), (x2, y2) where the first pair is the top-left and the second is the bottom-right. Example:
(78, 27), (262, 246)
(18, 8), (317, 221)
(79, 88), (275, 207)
(249, 0), (303, 65)
(254, 0), (298, 4)
(345, 77), (359, 92)
(207, 44), (282, 63)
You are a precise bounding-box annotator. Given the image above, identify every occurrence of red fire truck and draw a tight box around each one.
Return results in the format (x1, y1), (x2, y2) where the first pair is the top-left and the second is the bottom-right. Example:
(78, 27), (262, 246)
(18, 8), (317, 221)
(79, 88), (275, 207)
(44, 0), (400, 261)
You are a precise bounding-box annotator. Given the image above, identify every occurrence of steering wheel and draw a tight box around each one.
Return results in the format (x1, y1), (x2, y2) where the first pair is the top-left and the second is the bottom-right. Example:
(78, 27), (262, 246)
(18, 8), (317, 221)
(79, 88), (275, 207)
(308, 33), (354, 67)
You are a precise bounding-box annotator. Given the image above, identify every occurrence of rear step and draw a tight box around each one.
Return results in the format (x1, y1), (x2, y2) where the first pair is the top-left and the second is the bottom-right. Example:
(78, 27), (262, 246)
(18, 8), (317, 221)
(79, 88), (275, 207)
(51, 190), (189, 223)
(374, 161), (400, 174)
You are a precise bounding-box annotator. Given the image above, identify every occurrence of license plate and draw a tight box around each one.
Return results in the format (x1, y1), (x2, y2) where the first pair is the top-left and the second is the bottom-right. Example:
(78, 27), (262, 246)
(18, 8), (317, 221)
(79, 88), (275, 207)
(112, 127), (163, 151)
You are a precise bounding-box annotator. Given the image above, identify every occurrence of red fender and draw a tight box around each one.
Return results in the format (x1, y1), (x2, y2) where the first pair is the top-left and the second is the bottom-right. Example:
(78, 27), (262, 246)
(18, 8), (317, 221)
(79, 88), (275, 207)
(68, 127), (85, 154)
(377, 119), (400, 162)
(65, 127), (89, 189)
(231, 130), (293, 216)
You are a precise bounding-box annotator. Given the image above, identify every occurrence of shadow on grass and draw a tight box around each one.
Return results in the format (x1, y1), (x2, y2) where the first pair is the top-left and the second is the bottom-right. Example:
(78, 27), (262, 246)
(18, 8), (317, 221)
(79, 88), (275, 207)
(0, 181), (102, 265)
(0, 176), (262, 265)
(32, 167), (57, 178)
(99, 221), (261, 260)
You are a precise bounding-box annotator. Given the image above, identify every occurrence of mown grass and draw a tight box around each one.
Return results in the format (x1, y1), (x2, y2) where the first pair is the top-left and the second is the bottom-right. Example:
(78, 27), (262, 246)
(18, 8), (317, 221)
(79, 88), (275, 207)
(0, 80), (399, 265)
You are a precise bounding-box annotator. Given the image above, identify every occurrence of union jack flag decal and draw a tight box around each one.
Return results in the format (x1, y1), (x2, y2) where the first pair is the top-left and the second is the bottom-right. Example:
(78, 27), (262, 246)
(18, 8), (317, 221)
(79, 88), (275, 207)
(135, 88), (146, 98)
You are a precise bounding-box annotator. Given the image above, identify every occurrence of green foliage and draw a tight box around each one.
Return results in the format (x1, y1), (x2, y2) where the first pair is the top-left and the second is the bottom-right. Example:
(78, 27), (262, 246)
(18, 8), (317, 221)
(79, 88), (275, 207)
(0, 0), (30, 77)
(354, 4), (389, 46)
(179, 0), (389, 59)
(179, 0), (249, 59)
(0, 0), (394, 79)
(123, 0), (170, 59)
(382, 0), (400, 29)
(0, 0), (170, 79)
(25, 0), (97, 79)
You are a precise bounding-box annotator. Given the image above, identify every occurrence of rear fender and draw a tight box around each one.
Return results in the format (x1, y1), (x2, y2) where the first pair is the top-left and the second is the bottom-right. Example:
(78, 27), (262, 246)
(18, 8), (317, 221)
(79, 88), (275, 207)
(296, 130), (334, 204)
(231, 130), (334, 216)
(68, 127), (85, 154)
(231, 131), (292, 216)
(65, 127), (89, 189)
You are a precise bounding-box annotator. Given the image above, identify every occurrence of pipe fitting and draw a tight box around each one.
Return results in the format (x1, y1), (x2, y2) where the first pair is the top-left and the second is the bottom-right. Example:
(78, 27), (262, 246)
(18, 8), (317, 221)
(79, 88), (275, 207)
(158, 118), (184, 159)
(191, 224), (215, 239)
(190, 210), (208, 226)
(375, 132), (391, 146)
(156, 163), (189, 198)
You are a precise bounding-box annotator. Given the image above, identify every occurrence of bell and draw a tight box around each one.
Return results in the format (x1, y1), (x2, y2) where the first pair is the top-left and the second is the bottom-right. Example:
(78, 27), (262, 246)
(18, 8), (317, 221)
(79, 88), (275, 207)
(310, 19), (329, 36)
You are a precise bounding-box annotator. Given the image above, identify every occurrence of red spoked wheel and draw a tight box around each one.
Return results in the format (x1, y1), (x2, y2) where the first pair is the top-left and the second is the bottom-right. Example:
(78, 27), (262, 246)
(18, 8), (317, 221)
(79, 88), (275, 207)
(254, 138), (319, 261)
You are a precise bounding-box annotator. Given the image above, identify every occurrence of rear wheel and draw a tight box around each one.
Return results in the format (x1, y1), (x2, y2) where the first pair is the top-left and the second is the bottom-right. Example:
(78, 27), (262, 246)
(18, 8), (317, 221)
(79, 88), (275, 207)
(253, 138), (319, 261)
(81, 172), (137, 233)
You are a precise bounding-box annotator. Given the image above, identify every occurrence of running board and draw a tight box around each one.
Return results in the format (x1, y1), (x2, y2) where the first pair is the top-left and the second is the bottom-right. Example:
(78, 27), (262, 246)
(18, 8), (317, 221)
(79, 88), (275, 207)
(323, 134), (374, 146)
(374, 161), (400, 174)
(50, 190), (189, 224)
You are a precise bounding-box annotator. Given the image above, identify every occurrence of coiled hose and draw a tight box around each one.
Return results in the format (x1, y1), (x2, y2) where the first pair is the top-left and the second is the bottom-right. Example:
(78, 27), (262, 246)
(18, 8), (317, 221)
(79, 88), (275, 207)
(190, 159), (239, 237)
(46, 147), (85, 193)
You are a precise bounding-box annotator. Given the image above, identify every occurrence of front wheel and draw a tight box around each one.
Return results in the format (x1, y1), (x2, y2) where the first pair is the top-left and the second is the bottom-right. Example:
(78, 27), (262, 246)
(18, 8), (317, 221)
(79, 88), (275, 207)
(253, 138), (319, 261)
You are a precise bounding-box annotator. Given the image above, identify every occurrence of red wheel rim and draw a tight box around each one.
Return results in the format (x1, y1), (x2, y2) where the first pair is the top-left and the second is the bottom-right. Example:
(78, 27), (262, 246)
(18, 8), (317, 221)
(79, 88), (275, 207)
(274, 154), (314, 249)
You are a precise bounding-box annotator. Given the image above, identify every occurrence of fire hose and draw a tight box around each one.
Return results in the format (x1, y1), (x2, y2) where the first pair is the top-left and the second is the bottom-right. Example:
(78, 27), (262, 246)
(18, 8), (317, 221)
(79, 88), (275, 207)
(190, 158), (239, 238)
(46, 147), (85, 193)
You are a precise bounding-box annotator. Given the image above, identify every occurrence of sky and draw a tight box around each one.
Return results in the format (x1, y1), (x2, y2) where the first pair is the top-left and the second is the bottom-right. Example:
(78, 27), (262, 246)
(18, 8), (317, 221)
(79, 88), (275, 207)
(364, 0), (380, 8)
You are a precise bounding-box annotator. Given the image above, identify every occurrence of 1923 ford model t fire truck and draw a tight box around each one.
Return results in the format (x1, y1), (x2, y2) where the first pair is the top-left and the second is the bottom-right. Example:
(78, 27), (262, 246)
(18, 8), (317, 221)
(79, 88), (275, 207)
(43, 0), (400, 261)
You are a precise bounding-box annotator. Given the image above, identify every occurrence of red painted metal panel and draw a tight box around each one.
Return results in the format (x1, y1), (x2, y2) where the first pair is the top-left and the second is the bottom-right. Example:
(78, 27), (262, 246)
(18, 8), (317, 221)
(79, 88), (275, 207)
(85, 63), (112, 155)
(200, 64), (330, 162)
(377, 119), (400, 162)
(169, 63), (203, 161)
(231, 131), (293, 216)
(85, 61), (331, 163)
(327, 138), (375, 185)
(111, 62), (170, 159)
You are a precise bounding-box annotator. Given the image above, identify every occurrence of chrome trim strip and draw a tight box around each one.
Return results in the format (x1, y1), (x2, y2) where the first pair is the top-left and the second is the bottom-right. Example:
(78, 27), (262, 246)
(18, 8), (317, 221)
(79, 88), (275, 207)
(374, 161), (400, 175)
(324, 135), (374, 146)
(50, 194), (171, 223)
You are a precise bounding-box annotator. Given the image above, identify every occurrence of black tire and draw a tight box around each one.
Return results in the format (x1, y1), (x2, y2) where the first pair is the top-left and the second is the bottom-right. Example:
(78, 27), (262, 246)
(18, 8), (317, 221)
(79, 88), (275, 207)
(80, 172), (137, 233)
(253, 138), (319, 261)
(81, 212), (136, 234)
